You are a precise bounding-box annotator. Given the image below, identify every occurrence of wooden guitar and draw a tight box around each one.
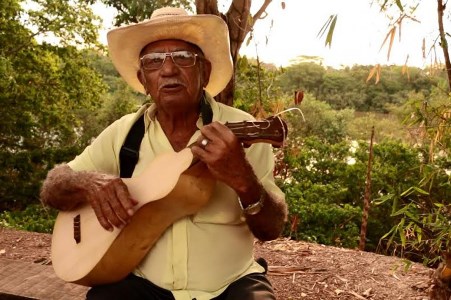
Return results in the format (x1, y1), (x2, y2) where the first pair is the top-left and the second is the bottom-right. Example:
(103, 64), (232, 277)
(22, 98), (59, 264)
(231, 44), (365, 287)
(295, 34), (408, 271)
(51, 116), (287, 286)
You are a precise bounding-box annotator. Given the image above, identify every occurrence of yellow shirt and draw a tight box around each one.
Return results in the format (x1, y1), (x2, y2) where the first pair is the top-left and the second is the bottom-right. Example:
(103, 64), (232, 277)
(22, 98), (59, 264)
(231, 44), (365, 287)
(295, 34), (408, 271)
(68, 95), (284, 300)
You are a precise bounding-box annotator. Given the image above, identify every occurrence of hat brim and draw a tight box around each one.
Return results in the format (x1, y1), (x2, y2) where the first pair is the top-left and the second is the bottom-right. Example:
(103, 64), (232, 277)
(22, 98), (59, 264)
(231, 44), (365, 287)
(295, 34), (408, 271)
(107, 14), (233, 97)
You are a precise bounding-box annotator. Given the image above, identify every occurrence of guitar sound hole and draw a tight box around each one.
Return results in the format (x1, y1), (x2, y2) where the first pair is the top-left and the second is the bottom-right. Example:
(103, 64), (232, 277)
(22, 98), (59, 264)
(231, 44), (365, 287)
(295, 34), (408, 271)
(73, 214), (81, 244)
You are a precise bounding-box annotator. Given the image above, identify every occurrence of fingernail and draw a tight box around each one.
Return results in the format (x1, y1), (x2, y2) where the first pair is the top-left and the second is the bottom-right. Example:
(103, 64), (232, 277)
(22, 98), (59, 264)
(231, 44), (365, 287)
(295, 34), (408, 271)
(127, 209), (134, 216)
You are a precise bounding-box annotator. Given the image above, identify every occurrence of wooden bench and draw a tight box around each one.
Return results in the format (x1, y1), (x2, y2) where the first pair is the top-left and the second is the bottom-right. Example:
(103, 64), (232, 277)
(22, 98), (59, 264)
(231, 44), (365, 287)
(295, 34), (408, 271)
(0, 259), (88, 300)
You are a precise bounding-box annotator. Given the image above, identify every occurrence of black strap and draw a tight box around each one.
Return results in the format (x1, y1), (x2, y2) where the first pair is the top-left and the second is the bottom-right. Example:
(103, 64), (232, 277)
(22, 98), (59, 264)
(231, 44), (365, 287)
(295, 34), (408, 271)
(119, 114), (145, 178)
(200, 93), (213, 125)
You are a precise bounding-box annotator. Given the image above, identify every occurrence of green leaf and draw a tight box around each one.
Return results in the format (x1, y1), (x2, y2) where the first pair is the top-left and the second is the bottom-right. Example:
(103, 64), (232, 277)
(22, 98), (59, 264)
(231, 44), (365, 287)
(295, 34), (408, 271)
(413, 186), (429, 195)
(399, 218), (406, 246)
(391, 203), (414, 217)
(374, 194), (393, 205)
(317, 15), (338, 47)
(395, 0), (404, 12)
(325, 15), (338, 48)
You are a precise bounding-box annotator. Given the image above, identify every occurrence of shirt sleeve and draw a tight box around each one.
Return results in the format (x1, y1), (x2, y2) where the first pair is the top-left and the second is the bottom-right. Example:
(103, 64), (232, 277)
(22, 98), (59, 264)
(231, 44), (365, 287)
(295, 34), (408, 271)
(246, 142), (285, 200)
(67, 112), (143, 175)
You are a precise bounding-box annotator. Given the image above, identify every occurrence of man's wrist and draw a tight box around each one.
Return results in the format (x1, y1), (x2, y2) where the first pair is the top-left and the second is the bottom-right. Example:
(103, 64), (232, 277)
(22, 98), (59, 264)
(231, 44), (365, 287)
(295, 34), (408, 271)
(238, 189), (265, 215)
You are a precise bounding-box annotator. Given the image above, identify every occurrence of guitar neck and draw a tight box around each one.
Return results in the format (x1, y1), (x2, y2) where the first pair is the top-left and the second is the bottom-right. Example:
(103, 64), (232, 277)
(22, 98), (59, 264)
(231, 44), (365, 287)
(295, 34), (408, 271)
(226, 116), (288, 148)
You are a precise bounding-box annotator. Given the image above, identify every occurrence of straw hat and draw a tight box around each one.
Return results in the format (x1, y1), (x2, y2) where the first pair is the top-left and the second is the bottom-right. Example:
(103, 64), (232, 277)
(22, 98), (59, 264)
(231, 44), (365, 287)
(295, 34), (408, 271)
(107, 7), (233, 97)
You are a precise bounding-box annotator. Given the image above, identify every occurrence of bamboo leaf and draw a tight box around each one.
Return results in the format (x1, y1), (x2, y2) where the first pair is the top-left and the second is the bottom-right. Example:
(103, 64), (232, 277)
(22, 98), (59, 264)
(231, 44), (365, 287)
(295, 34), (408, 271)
(395, 0), (404, 12)
(380, 225), (397, 247)
(392, 196), (399, 215)
(380, 0), (389, 11)
(387, 26), (396, 61)
(402, 55), (410, 80)
(400, 186), (414, 197)
(375, 64), (380, 84)
(415, 226), (422, 243)
(318, 15), (337, 47)
(379, 26), (396, 61)
(366, 65), (377, 83)
(399, 218), (406, 246)
(374, 194), (393, 205)
(413, 186), (429, 195)
(246, 34), (253, 46)
(421, 38), (426, 59)
(325, 15), (338, 47)
(391, 203), (414, 217)
(379, 28), (392, 52)
(317, 15), (334, 38)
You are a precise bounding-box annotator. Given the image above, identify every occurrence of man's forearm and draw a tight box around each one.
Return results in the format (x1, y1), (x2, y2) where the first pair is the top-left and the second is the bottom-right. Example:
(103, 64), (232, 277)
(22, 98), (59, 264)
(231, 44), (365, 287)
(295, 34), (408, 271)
(40, 164), (97, 211)
(243, 189), (288, 241)
(235, 171), (287, 241)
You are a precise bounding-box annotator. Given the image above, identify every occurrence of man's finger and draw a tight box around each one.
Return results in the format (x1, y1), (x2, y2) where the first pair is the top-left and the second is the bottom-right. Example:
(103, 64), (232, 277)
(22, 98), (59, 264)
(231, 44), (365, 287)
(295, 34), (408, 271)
(114, 183), (136, 220)
(99, 196), (124, 229)
(90, 197), (113, 231)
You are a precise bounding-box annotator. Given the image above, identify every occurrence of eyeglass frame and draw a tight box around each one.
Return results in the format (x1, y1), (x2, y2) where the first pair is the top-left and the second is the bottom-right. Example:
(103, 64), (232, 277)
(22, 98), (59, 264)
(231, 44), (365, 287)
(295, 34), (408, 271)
(139, 50), (204, 70)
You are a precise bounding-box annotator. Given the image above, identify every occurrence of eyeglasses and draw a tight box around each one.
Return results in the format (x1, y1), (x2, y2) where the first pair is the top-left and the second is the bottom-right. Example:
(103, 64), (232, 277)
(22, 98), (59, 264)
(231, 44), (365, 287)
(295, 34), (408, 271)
(140, 51), (202, 70)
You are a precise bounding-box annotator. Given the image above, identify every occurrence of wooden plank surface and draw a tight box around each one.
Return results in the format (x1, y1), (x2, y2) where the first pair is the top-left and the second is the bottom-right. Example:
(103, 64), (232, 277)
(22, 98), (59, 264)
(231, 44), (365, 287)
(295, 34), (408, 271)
(0, 259), (88, 300)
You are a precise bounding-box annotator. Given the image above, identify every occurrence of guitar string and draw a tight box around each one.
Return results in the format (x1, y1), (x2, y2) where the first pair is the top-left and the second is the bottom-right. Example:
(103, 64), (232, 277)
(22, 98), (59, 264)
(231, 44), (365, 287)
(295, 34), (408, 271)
(274, 107), (305, 122)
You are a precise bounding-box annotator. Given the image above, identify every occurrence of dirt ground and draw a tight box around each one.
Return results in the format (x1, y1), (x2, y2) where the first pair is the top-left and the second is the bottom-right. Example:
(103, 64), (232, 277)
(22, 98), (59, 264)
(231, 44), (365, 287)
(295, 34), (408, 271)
(0, 226), (437, 299)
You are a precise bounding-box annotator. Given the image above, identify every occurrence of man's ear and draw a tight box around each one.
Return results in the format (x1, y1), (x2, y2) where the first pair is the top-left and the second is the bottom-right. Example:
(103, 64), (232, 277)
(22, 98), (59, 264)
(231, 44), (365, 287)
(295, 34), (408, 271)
(202, 60), (212, 88)
(137, 69), (144, 85)
(137, 69), (150, 95)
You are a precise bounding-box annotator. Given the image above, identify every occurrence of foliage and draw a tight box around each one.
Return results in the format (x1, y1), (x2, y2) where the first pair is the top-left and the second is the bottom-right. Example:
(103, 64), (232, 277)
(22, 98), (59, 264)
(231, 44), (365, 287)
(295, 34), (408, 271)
(284, 96), (354, 144)
(279, 119), (424, 251)
(284, 193), (361, 248)
(77, 52), (147, 142)
(377, 88), (451, 266)
(86, 0), (192, 26)
(0, 0), (107, 209)
(276, 63), (443, 112)
(276, 62), (326, 100)
(0, 204), (57, 233)
(234, 56), (286, 117)
(347, 112), (409, 143)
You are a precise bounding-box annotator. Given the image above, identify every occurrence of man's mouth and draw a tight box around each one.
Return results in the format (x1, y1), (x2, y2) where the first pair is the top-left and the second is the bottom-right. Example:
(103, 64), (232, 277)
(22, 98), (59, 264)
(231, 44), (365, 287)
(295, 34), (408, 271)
(158, 79), (186, 91)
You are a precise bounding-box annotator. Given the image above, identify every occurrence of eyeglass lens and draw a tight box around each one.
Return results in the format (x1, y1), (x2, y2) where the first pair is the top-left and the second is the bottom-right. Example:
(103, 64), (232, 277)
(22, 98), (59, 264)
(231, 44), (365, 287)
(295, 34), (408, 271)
(141, 51), (197, 70)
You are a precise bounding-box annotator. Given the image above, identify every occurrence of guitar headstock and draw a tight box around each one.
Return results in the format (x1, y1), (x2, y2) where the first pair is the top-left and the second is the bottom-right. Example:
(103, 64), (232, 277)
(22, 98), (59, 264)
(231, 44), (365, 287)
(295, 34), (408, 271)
(226, 116), (288, 148)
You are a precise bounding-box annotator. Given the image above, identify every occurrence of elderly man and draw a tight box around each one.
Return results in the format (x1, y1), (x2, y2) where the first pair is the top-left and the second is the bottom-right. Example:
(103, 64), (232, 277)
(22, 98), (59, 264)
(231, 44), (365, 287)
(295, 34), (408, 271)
(40, 7), (287, 300)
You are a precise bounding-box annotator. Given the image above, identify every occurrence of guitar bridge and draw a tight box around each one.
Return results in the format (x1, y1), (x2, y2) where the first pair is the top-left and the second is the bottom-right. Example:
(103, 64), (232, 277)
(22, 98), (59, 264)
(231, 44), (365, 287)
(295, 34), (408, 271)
(73, 214), (81, 244)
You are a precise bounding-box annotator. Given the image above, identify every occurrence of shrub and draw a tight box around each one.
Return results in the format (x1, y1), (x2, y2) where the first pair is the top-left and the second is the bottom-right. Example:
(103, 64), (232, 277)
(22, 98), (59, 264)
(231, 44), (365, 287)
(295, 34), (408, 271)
(0, 204), (56, 233)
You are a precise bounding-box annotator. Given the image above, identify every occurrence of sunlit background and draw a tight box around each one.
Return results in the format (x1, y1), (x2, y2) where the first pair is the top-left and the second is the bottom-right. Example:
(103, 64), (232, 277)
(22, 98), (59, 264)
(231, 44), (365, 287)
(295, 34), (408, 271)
(93, 0), (443, 68)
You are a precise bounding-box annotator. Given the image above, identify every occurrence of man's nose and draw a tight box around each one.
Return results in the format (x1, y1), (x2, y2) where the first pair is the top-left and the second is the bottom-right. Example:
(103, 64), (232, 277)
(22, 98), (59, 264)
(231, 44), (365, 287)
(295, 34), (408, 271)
(160, 56), (179, 73)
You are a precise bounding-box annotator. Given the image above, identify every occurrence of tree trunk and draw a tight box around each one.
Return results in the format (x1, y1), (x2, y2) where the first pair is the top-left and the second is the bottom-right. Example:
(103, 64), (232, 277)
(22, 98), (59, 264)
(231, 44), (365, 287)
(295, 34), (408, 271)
(437, 0), (451, 91)
(434, 4), (451, 298)
(196, 0), (273, 106)
(358, 126), (375, 251)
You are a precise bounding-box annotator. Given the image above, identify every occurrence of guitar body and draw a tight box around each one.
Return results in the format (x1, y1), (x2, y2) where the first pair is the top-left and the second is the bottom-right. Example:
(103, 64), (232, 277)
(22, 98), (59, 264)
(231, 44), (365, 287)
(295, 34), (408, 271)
(51, 151), (214, 286)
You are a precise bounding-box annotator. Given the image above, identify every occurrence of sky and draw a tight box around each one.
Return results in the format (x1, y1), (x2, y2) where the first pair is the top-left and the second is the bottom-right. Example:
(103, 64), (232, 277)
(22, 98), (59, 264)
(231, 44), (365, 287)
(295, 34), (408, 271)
(94, 0), (444, 69)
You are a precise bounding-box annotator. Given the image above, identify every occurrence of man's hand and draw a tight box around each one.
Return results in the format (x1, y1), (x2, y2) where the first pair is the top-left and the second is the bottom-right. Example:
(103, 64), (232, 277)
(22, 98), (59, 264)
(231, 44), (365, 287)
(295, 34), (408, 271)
(191, 122), (254, 193)
(40, 164), (138, 232)
(191, 122), (288, 241)
(87, 175), (138, 231)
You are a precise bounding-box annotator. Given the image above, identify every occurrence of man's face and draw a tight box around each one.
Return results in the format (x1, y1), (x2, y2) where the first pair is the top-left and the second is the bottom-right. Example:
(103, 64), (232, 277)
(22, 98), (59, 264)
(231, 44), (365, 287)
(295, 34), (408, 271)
(138, 39), (211, 112)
